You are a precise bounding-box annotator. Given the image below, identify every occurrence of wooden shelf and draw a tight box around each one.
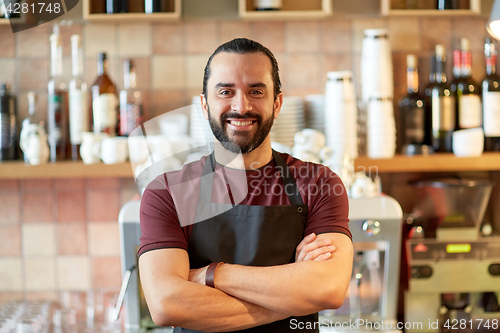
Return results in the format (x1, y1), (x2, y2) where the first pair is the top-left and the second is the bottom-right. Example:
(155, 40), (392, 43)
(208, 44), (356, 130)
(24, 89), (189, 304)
(2, 153), (500, 179)
(354, 153), (500, 173)
(0, 161), (133, 179)
(82, 0), (181, 22)
(239, 0), (331, 20)
(381, 0), (480, 16)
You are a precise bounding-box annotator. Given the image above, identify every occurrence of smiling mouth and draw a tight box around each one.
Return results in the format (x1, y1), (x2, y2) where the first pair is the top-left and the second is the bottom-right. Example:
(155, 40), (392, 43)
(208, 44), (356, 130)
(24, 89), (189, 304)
(226, 120), (257, 127)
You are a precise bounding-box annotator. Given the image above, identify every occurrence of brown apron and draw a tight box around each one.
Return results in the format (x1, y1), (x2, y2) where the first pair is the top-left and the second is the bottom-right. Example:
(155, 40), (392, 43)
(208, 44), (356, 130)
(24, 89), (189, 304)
(175, 150), (318, 333)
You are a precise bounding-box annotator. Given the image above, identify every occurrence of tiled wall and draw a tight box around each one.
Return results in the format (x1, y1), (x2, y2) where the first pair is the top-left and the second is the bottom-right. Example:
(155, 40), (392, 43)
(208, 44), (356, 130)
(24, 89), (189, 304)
(0, 14), (492, 301)
(0, 178), (139, 303)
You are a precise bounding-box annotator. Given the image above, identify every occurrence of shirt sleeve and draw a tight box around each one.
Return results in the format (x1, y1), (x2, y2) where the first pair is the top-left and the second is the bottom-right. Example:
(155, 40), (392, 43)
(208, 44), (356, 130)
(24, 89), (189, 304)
(138, 174), (190, 257)
(303, 166), (352, 240)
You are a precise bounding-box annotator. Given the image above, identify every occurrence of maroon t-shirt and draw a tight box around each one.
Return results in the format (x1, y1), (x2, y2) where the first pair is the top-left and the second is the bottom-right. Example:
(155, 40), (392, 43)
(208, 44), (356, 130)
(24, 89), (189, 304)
(138, 152), (351, 257)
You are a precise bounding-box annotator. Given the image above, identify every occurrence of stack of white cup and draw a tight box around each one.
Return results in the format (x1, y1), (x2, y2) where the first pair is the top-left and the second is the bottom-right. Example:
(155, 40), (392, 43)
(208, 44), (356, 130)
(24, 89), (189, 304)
(361, 28), (396, 158)
(324, 71), (358, 166)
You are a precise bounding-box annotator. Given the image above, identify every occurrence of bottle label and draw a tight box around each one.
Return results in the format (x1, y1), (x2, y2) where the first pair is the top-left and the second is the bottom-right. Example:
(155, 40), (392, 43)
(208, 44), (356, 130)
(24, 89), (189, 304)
(0, 114), (12, 149)
(432, 94), (455, 131)
(69, 89), (88, 144)
(483, 91), (500, 137)
(459, 95), (481, 128)
(405, 106), (425, 143)
(93, 93), (117, 135)
(120, 102), (142, 136)
(48, 93), (64, 145)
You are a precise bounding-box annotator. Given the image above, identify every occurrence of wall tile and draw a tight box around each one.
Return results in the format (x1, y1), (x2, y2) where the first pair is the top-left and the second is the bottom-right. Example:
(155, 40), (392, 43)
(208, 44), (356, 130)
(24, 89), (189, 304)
(452, 18), (489, 52)
(0, 192), (20, 226)
(152, 23), (184, 55)
(22, 192), (54, 223)
(58, 256), (91, 290)
(88, 222), (120, 256)
(88, 189), (120, 222)
(0, 226), (21, 256)
(151, 55), (185, 90)
(352, 18), (385, 53)
(320, 20), (351, 54)
(0, 292), (24, 305)
(118, 57), (151, 90)
(92, 257), (122, 288)
(0, 26), (15, 58)
(55, 178), (85, 191)
(19, 59), (49, 90)
(387, 17), (421, 52)
(57, 223), (88, 255)
(422, 18), (452, 52)
(252, 22), (285, 54)
(184, 22), (218, 54)
(219, 21), (252, 43)
(17, 30), (50, 58)
(472, 51), (485, 84)
(322, 53), (352, 83)
(274, 53), (287, 91)
(22, 223), (56, 257)
(186, 54), (210, 90)
(57, 191), (86, 223)
(16, 91), (48, 124)
(25, 291), (59, 302)
(0, 180), (19, 191)
(89, 178), (120, 190)
(120, 178), (140, 205)
(287, 54), (321, 88)
(24, 258), (56, 291)
(0, 258), (23, 291)
(61, 24), (83, 57)
(285, 21), (320, 53)
(118, 23), (152, 57)
(151, 90), (189, 118)
(22, 179), (52, 190)
(84, 24), (117, 58)
(0, 59), (16, 91)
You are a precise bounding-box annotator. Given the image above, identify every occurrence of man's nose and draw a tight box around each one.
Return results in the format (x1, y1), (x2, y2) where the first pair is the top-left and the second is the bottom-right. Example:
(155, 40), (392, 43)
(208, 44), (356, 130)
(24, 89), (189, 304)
(231, 92), (252, 114)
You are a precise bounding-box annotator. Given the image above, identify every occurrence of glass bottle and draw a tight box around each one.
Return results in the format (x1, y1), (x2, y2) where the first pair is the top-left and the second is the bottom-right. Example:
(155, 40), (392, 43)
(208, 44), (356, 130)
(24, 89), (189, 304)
(430, 44), (455, 152)
(47, 26), (69, 162)
(437, 0), (458, 9)
(22, 93), (45, 163)
(145, 0), (169, 13)
(424, 56), (437, 146)
(119, 59), (143, 136)
(483, 38), (500, 151)
(455, 38), (482, 130)
(106, 0), (128, 13)
(91, 53), (118, 136)
(0, 82), (18, 161)
(399, 55), (427, 154)
(69, 34), (88, 161)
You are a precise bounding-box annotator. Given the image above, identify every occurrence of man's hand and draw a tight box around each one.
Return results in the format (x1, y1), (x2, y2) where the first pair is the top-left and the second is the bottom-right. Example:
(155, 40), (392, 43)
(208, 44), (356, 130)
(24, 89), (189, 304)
(295, 233), (336, 262)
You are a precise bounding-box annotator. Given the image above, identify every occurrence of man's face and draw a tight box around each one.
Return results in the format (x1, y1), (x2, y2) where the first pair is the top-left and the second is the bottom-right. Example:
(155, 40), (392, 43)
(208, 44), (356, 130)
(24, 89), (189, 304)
(201, 52), (282, 154)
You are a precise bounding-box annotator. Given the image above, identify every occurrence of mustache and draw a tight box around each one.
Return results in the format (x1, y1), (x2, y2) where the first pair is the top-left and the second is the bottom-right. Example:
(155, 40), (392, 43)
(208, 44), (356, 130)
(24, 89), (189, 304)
(220, 112), (263, 123)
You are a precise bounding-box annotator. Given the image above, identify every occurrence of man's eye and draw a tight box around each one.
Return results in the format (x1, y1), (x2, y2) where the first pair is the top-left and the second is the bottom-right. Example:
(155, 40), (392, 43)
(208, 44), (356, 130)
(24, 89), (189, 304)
(219, 90), (232, 95)
(251, 90), (263, 95)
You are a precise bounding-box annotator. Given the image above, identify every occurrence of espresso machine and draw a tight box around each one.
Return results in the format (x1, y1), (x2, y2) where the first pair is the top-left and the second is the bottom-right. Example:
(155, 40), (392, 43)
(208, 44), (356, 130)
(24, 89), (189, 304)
(405, 179), (500, 333)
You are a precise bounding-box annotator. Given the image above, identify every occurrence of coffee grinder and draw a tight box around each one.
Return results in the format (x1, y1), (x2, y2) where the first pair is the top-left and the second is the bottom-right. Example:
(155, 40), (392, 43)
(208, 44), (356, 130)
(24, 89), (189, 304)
(405, 179), (500, 333)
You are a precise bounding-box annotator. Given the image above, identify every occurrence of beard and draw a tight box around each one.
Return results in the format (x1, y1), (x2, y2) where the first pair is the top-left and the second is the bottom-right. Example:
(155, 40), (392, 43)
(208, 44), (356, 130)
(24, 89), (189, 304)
(207, 105), (275, 154)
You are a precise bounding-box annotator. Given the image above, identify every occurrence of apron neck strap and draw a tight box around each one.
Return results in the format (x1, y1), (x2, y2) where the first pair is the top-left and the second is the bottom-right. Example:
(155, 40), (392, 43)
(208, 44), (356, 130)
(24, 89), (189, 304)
(199, 150), (304, 206)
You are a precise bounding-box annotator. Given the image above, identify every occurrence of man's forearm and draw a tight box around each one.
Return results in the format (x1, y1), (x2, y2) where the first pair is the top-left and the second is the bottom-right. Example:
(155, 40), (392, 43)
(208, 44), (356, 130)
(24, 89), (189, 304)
(213, 234), (353, 317)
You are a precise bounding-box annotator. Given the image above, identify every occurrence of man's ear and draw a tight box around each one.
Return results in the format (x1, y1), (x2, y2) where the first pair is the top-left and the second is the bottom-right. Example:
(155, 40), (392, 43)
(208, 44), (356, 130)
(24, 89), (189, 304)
(200, 94), (209, 120)
(273, 93), (283, 119)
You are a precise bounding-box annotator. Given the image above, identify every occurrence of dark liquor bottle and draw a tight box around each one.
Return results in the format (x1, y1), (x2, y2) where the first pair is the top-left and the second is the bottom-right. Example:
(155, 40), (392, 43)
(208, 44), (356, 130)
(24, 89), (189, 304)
(430, 44), (455, 152)
(483, 38), (500, 151)
(69, 34), (88, 161)
(424, 56), (437, 146)
(437, 0), (457, 9)
(47, 28), (69, 162)
(106, 0), (128, 13)
(119, 59), (143, 136)
(145, 0), (168, 13)
(91, 53), (118, 136)
(455, 38), (482, 130)
(399, 55), (426, 154)
(0, 83), (18, 161)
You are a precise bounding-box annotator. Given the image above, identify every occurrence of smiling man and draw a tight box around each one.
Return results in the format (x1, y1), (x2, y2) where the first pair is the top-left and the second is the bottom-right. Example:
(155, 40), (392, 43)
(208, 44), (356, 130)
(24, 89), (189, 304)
(138, 38), (353, 333)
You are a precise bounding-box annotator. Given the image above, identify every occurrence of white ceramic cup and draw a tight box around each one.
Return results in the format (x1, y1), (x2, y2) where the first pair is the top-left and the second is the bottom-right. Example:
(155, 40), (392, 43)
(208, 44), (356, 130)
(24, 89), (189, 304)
(101, 137), (129, 164)
(80, 132), (108, 164)
(452, 128), (484, 157)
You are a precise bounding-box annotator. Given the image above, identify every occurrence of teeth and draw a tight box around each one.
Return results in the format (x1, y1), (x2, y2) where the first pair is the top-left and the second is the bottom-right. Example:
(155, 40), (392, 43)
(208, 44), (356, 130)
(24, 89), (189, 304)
(230, 120), (253, 126)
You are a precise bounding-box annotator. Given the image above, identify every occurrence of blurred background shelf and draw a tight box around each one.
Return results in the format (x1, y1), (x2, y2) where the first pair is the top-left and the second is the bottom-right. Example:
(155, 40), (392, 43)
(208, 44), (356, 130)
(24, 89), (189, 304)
(239, 0), (331, 20)
(381, 0), (481, 16)
(2, 153), (500, 179)
(82, 0), (181, 21)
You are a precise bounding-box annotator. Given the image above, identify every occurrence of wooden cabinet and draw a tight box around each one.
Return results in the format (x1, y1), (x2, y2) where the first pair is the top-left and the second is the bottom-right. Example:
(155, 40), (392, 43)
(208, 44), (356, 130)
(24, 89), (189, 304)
(381, 0), (481, 16)
(82, 0), (181, 22)
(238, 0), (331, 20)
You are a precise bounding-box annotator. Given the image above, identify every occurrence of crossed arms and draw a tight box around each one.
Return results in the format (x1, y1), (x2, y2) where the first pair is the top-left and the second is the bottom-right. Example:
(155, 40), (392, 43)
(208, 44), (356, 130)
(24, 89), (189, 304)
(139, 232), (353, 332)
